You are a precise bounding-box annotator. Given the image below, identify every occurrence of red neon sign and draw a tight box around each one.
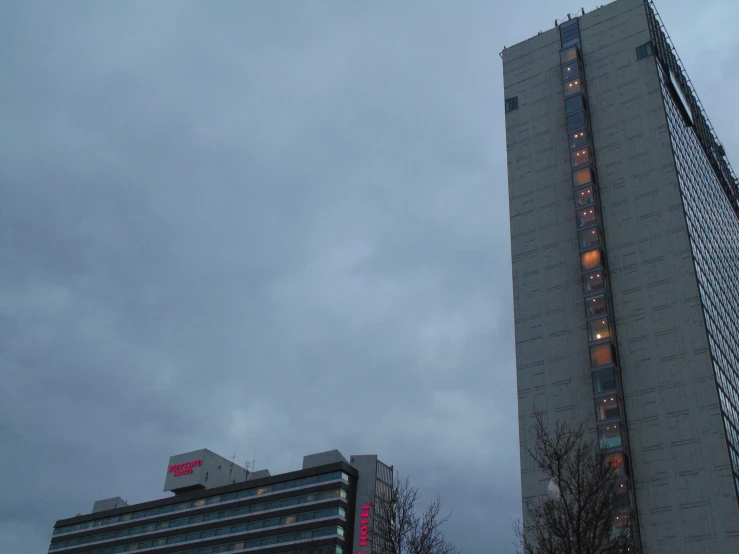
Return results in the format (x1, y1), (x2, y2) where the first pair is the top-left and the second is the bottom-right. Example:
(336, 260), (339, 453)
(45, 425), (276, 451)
(168, 459), (202, 477)
(356, 502), (371, 553)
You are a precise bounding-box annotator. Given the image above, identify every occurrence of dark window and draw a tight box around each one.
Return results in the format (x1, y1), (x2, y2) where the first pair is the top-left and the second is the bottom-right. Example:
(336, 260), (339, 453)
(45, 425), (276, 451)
(505, 96), (519, 113)
(560, 19), (581, 48)
(567, 111), (586, 132)
(592, 365), (615, 394)
(636, 41), (654, 60)
(565, 94), (585, 114)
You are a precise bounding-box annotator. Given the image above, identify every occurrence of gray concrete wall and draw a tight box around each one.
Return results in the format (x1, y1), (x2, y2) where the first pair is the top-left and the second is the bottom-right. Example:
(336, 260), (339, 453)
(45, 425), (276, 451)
(579, 1), (739, 551)
(503, 24), (595, 510)
(504, 0), (739, 551)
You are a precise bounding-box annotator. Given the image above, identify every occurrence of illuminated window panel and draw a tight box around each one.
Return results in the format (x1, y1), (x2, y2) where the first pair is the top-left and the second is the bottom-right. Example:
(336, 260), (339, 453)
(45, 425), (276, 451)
(579, 227), (600, 249)
(599, 423), (623, 449)
(605, 452), (628, 478)
(588, 318), (611, 341)
(573, 167), (593, 187)
(575, 185), (594, 208)
(577, 207), (597, 228)
(564, 78), (582, 97)
(571, 148), (591, 168)
(560, 46), (579, 64)
(590, 342), (615, 367)
(596, 395), (621, 421)
(561, 61), (580, 81)
(586, 294), (607, 317)
(569, 130), (588, 150)
(584, 271), (605, 295)
(581, 248), (602, 271)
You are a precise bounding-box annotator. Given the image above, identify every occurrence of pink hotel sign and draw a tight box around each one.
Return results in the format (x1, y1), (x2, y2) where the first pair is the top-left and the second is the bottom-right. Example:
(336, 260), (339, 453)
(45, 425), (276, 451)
(356, 502), (371, 554)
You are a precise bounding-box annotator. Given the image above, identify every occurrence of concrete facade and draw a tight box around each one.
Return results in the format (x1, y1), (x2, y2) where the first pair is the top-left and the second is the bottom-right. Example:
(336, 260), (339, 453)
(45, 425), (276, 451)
(503, 0), (739, 551)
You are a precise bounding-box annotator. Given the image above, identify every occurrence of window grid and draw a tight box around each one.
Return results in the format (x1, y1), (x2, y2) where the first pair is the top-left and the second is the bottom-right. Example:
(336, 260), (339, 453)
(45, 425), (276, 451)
(559, 20), (640, 548)
(53, 473), (349, 536)
(659, 64), (739, 503)
(50, 492), (347, 551)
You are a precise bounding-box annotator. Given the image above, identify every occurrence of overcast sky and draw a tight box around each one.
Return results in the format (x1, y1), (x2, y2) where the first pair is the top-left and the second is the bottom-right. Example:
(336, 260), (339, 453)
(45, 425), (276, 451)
(1, 1), (737, 552)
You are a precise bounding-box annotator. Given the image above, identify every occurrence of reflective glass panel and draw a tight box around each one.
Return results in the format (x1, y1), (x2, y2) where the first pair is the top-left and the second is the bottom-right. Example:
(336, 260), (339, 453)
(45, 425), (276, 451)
(567, 111), (586, 132)
(583, 271), (605, 294)
(577, 207), (596, 227)
(592, 367), (617, 394)
(571, 148), (590, 167)
(596, 395), (620, 420)
(581, 249), (602, 271)
(565, 95), (584, 114)
(586, 294), (607, 316)
(579, 227), (599, 249)
(588, 318), (611, 341)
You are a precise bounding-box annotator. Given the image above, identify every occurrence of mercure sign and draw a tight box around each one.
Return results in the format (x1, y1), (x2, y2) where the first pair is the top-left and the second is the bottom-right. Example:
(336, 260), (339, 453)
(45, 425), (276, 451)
(168, 459), (202, 477)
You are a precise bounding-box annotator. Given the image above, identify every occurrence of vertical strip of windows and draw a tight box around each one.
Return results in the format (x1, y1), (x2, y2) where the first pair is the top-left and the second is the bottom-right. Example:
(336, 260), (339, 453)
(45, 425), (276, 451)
(558, 19), (642, 552)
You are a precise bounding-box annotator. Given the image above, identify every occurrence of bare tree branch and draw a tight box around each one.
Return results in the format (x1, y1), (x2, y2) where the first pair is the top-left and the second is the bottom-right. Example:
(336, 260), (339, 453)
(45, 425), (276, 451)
(513, 411), (635, 554)
(374, 474), (461, 554)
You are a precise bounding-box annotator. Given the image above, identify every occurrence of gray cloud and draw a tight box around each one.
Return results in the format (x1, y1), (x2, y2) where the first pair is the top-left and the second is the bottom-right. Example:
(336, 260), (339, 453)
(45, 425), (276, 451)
(1, 1), (737, 552)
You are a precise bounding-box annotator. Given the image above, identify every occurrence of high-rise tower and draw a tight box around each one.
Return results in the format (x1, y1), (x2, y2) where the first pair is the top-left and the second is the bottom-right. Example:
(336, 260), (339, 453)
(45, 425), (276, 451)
(503, 0), (739, 551)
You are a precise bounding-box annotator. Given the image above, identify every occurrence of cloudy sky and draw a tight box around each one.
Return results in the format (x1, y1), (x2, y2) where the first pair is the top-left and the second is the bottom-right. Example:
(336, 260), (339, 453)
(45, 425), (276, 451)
(1, 1), (737, 552)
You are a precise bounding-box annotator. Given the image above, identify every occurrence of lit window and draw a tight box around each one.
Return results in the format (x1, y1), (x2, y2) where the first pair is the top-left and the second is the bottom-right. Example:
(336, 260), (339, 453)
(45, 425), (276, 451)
(567, 111), (586, 132)
(569, 130), (588, 150)
(596, 396), (620, 420)
(560, 47), (579, 64)
(579, 227), (599, 249)
(636, 41), (654, 60)
(561, 61), (580, 81)
(564, 78), (582, 97)
(590, 343), (614, 367)
(605, 452), (627, 477)
(586, 294), (607, 316)
(593, 367), (617, 394)
(583, 271), (605, 294)
(581, 248), (602, 270)
(572, 167), (593, 187)
(574, 185), (594, 207)
(571, 148), (591, 167)
(588, 318), (611, 341)
(505, 96), (519, 113)
(577, 207), (596, 228)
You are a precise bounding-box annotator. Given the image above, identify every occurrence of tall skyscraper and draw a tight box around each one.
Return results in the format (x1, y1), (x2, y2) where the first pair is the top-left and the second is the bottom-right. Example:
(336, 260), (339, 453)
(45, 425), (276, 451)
(502, 0), (739, 551)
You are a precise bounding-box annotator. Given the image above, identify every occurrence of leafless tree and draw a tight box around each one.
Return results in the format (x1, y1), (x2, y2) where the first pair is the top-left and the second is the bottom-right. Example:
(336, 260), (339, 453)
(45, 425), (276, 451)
(374, 474), (461, 554)
(514, 411), (635, 554)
